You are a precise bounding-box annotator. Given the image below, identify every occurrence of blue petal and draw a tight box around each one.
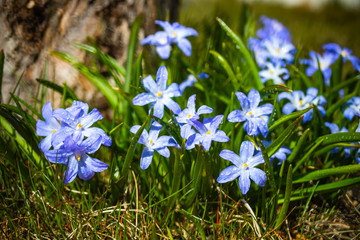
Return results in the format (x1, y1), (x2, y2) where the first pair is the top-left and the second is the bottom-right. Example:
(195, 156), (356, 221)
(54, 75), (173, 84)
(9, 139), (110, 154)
(156, 147), (170, 158)
(64, 156), (78, 184)
(227, 110), (246, 122)
(53, 108), (75, 126)
(247, 89), (261, 109)
(132, 93), (156, 106)
(282, 102), (295, 115)
(325, 122), (339, 134)
(141, 34), (154, 45)
(153, 101), (164, 119)
(78, 157), (95, 180)
(39, 135), (52, 152)
(201, 137), (212, 151)
(156, 45), (171, 59)
(165, 83), (181, 98)
(42, 102), (54, 121)
(80, 135), (103, 154)
(83, 127), (112, 146)
(247, 153), (265, 168)
(180, 124), (195, 139)
(177, 38), (192, 56)
(238, 170), (251, 194)
(51, 127), (74, 149)
(209, 115), (224, 132)
(156, 66), (168, 92)
(142, 75), (158, 94)
(235, 92), (249, 111)
(217, 165), (241, 183)
(249, 168), (267, 187)
(254, 118), (269, 138)
(163, 98), (181, 115)
(185, 133), (201, 150)
(140, 147), (154, 170)
(84, 155), (108, 172)
(343, 108), (355, 120)
(240, 141), (255, 163)
(190, 120), (207, 135)
(197, 105), (213, 115)
(187, 94), (196, 113)
(80, 108), (103, 128)
(213, 130), (229, 143)
(219, 149), (242, 166)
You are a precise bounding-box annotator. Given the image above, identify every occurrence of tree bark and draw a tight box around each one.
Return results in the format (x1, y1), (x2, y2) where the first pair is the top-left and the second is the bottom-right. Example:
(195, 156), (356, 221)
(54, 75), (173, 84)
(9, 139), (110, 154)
(0, 0), (177, 109)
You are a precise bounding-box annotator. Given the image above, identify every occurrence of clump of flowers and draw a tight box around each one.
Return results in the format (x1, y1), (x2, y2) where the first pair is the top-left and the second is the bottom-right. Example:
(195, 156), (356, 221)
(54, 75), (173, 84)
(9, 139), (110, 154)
(36, 101), (111, 183)
(141, 20), (198, 59)
(278, 87), (327, 123)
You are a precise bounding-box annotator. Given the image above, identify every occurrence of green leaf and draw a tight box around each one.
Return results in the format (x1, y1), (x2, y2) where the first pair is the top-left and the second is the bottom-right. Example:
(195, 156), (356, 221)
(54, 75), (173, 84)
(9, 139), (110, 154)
(267, 115), (303, 157)
(315, 132), (360, 146)
(216, 18), (263, 89)
(259, 85), (292, 98)
(293, 164), (360, 184)
(292, 138), (324, 173)
(269, 106), (312, 132)
(327, 74), (360, 96)
(124, 14), (143, 92)
(326, 93), (354, 117)
(209, 50), (238, 87)
(287, 128), (310, 163)
(275, 164), (293, 229)
(290, 65), (312, 88)
(36, 78), (79, 101)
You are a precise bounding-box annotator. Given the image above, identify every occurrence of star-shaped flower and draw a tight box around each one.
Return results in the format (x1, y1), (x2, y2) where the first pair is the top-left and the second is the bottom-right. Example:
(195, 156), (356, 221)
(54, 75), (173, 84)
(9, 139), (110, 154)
(343, 97), (360, 120)
(323, 43), (360, 71)
(185, 115), (229, 151)
(278, 88), (327, 123)
(259, 62), (289, 85)
(132, 66), (181, 119)
(175, 94), (213, 139)
(130, 122), (178, 170)
(228, 89), (273, 137)
(217, 141), (267, 195)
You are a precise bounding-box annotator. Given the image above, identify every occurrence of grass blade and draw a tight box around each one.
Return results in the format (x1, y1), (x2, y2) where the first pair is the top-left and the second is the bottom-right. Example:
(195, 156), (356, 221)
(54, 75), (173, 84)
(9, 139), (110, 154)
(275, 164), (293, 229)
(209, 50), (238, 87)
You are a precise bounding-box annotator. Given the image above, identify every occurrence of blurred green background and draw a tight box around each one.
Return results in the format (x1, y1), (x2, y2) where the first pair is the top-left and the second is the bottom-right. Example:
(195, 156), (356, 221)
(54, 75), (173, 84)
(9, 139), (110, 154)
(179, 0), (360, 56)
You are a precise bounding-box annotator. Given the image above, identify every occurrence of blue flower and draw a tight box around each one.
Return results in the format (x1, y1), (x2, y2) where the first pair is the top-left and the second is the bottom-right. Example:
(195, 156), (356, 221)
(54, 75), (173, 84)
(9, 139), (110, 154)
(228, 89), (273, 137)
(44, 135), (108, 184)
(325, 122), (352, 157)
(343, 97), (360, 120)
(132, 66), (181, 119)
(52, 101), (111, 148)
(175, 94), (213, 139)
(278, 88), (327, 123)
(262, 141), (291, 165)
(323, 43), (360, 71)
(302, 51), (337, 86)
(186, 115), (229, 151)
(259, 62), (289, 85)
(36, 102), (61, 152)
(256, 16), (292, 43)
(262, 37), (295, 64)
(130, 122), (178, 170)
(141, 20), (198, 59)
(217, 141), (267, 195)
(179, 73), (208, 93)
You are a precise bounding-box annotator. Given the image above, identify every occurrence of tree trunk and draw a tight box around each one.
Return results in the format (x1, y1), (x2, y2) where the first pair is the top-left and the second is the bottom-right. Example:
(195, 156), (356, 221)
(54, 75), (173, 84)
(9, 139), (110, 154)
(0, 0), (177, 109)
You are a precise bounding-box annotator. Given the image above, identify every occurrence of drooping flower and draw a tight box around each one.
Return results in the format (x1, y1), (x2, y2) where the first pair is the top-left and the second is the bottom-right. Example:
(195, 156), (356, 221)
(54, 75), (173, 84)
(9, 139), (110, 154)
(262, 141), (292, 165)
(52, 101), (111, 148)
(132, 66), (181, 119)
(175, 94), (213, 139)
(217, 141), (267, 195)
(186, 115), (229, 151)
(323, 43), (360, 71)
(179, 72), (208, 93)
(343, 97), (360, 120)
(44, 135), (108, 184)
(36, 102), (61, 152)
(278, 88), (327, 123)
(141, 20), (198, 59)
(259, 62), (289, 85)
(302, 51), (337, 86)
(228, 89), (273, 137)
(325, 122), (352, 157)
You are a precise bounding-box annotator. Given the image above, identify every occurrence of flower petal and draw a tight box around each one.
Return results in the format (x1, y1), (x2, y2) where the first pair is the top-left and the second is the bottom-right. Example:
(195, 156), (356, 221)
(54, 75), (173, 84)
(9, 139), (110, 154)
(249, 168), (267, 187)
(197, 105), (213, 115)
(64, 156), (78, 184)
(219, 149), (242, 166)
(217, 165), (241, 183)
(235, 92), (249, 111)
(156, 66), (168, 92)
(156, 147), (170, 158)
(213, 130), (229, 143)
(227, 110), (246, 122)
(80, 108), (103, 129)
(156, 45), (171, 59)
(143, 75), (158, 94)
(248, 89), (261, 109)
(84, 155), (108, 172)
(78, 157), (95, 180)
(132, 93), (156, 106)
(163, 98), (181, 115)
(140, 147), (154, 170)
(240, 141), (255, 163)
(177, 38), (192, 56)
(238, 170), (251, 194)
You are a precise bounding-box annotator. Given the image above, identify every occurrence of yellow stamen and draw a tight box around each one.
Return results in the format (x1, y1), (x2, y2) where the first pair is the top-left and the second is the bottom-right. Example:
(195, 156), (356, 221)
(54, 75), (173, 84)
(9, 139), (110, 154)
(149, 140), (153, 144)
(76, 155), (81, 161)
(248, 111), (253, 115)
(172, 31), (176, 37)
(77, 123), (82, 128)
(243, 163), (248, 167)
(269, 70), (274, 74)
(188, 114), (192, 118)
(157, 92), (162, 97)
(275, 48), (280, 53)
(52, 129), (57, 133)
(206, 130), (210, 135)
(299, 100), (303, 105)
(259, 115), (262, 118)
(341, 50), (347, 57)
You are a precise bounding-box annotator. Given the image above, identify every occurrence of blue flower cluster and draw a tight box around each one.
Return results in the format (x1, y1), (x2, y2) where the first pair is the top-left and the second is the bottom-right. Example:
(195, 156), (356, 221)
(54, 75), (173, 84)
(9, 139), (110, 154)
(36, 101), (111, 183)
